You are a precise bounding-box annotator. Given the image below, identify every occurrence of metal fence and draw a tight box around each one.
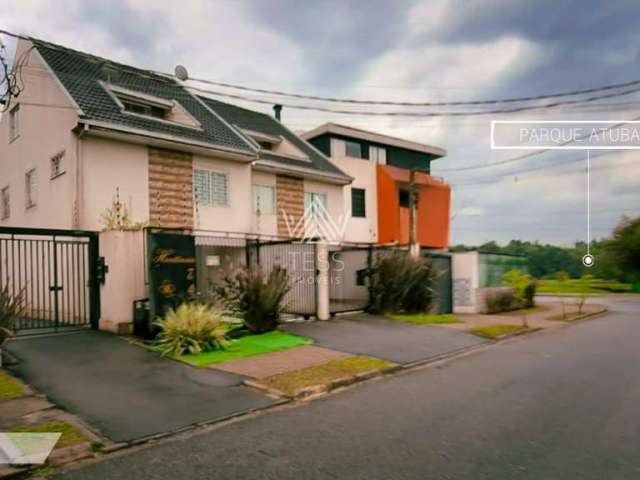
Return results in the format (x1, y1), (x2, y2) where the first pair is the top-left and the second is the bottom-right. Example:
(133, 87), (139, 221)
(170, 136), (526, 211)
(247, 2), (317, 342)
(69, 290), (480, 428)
(0, 227), (100, 334)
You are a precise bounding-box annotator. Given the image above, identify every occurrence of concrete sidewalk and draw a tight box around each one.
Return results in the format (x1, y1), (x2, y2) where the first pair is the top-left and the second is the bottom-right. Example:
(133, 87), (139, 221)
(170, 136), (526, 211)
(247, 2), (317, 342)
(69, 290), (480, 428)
(6, 331), (274, 443)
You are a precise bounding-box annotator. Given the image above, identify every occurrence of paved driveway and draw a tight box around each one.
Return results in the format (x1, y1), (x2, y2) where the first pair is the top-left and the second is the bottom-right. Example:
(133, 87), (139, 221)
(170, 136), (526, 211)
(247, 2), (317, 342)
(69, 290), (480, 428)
(282, 314), (486, 364)
(6, 331), (274, 442)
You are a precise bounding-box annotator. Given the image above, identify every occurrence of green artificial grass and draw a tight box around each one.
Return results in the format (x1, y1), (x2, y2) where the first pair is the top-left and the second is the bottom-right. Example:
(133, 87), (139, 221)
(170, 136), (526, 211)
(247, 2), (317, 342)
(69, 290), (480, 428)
(11, 420), (88, 449)
(469, 324), (533, 339)
(538, 279), (634, 295)
(179, 330), (312, 366)
(388, 313), (462, 325)
(262, 356), (395, 396)
(0, 370), (25, 399)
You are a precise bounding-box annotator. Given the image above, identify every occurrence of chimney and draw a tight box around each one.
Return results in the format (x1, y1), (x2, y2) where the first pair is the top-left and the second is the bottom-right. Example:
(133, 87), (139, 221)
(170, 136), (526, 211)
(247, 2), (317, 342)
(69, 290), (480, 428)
(273, 104), (282, 121)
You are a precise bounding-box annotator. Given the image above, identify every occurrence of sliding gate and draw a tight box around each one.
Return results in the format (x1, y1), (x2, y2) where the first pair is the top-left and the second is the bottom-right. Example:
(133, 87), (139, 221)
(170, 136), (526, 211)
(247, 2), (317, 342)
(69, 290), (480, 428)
(0, 227), (100, 334)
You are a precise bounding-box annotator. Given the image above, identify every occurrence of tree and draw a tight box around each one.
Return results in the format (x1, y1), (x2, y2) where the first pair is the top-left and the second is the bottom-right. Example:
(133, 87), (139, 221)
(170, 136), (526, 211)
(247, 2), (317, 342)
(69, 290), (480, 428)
(600, 216), (640, 283)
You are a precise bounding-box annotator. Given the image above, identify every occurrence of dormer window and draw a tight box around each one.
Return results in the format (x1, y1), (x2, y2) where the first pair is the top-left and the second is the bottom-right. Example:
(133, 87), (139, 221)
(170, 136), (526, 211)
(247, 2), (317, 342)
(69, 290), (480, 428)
(258, 141), (273, 151)
(121, 100), (168, 119)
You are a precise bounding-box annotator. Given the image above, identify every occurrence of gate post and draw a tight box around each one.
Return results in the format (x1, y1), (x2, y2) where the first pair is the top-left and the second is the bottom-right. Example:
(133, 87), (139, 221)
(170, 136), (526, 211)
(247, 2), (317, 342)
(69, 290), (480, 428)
(88, 233), (101, 330)
(315, 242), (330, 320)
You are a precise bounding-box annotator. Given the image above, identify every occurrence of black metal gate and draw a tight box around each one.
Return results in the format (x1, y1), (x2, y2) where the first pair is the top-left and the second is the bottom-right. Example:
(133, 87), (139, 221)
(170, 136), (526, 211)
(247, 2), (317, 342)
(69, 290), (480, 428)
(423, 252), (453, 314)
(0, 227), (100, 334)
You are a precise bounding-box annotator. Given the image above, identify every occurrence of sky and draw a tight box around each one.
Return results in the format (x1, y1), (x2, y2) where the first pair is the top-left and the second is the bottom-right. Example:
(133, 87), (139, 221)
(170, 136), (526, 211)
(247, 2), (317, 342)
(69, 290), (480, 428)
(3, 0), (640, 248)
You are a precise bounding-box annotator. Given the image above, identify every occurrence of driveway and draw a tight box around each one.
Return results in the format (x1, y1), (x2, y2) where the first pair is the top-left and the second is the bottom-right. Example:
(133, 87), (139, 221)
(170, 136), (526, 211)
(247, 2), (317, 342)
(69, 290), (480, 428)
(282, 314), (485, 364)
(6, 330), (274, 442)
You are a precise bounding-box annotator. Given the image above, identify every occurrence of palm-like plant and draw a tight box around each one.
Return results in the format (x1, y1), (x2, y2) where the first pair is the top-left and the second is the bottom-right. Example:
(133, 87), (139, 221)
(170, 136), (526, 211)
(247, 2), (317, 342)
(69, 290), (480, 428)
(153, 303), (229, 356)
(0, 286), (25, 366)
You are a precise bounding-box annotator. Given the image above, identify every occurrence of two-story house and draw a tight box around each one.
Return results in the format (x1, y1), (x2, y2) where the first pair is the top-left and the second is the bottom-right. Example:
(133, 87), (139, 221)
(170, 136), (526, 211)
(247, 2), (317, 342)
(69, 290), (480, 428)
(302, 123), (451, 249)
(0, 37), (352, 240)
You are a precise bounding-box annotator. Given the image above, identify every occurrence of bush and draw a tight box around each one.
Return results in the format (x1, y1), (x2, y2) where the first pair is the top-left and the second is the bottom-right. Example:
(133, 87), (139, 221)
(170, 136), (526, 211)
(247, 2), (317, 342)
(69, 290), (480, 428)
(215, 266), (291, 334)
(368, 252), (435, 314)
(485, 289), (518, 313)
(153, 303), (229, 356)
(0, 286), (25, 344)
(523, 280), (537, 308)
(555, 271), (570, 282)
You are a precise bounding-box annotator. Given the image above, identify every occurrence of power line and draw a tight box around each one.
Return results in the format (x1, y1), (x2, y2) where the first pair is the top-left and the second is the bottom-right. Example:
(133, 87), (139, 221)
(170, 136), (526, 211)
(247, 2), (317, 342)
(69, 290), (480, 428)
(188, 86), (640, 117)
(187, 74), (640, 108)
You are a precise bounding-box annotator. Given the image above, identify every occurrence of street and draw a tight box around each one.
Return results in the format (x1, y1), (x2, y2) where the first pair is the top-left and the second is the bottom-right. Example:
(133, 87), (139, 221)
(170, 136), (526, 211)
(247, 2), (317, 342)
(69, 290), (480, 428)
(56, 296), (640, 479)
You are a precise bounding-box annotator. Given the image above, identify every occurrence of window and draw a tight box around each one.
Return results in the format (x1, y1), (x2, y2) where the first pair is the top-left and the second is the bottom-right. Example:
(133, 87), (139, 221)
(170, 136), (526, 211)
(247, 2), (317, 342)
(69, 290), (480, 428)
(399, 189), (410, 208)
(194, 169), (228, 207)
(9, 104), (19, 141)
(369, 146), (386, 164)
(351, 188), (366, 218)
(253, 185), (275, 215)
(258, 141), (273, 151)
(330, 138), (362, 158)
(330, 138), (346, 157)
(121, 100), (168, 119)
(345, 140), (362, 158)
(50, 151), (65, 179)
(304, 192), (327, 220)
(1, 186), (9, 220)
(25, 168), (37, 209)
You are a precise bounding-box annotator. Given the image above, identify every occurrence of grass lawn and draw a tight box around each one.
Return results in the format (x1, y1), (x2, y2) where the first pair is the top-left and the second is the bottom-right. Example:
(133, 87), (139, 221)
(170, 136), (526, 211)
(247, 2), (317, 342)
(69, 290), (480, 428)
(11, 420), (88, 449)
(261, 356), (395, 396)
(0, 369), (26, 399)
(178, 330), (312, 366)
(538, 278), (635, 295)
(468, 324), (534, 339)
(388, 313), (462, 324)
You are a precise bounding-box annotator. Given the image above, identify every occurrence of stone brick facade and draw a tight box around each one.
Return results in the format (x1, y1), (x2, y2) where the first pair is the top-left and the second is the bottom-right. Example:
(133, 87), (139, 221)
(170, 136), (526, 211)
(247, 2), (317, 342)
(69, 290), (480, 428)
(148, 147), (194, 229)
(276, 175), (304, 237)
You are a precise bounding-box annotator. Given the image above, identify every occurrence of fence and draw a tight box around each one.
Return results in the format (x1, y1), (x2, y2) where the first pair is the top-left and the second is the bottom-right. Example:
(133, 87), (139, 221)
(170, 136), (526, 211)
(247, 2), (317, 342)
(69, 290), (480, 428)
(147, 228), (453, 319)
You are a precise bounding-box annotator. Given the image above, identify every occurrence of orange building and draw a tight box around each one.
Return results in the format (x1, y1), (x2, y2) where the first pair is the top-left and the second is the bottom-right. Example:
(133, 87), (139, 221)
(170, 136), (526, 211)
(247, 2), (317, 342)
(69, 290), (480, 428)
(303, 123), (450, 249)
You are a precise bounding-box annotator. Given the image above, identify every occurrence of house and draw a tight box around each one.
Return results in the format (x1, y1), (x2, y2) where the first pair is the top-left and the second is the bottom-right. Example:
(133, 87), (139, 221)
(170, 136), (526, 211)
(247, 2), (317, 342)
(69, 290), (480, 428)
(0, 37), (352, 240)
(302, 123), (451, 249)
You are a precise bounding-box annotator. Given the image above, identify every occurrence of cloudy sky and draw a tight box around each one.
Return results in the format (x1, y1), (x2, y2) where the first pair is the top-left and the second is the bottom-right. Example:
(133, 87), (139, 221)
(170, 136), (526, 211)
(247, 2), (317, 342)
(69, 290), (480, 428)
(3, 0), (640, 247)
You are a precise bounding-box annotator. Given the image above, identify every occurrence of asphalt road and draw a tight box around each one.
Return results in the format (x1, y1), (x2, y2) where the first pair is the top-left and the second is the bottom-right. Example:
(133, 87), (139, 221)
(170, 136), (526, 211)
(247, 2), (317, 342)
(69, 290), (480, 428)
(56, 296), (640, 479)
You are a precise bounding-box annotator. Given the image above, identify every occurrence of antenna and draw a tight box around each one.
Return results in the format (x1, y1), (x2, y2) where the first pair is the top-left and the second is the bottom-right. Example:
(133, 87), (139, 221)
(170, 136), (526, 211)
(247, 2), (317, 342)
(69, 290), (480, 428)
(174, 64), (189, 81)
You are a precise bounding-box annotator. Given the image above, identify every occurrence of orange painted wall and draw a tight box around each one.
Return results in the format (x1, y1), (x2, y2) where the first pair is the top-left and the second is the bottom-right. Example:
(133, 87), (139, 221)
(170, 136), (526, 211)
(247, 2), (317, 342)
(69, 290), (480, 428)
(376, 165), (451, 248)
(417, 184), (451, 248)
(377, 165), (400, 244)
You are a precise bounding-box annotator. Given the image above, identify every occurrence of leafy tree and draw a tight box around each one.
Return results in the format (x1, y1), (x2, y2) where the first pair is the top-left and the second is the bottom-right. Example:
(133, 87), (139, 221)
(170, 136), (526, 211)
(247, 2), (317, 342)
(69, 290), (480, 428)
(599, 217), (640, 283)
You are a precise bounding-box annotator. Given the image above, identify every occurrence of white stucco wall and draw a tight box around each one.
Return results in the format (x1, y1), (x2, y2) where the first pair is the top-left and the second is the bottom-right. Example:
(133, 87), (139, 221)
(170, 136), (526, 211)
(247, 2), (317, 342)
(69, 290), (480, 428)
(81, 137), (150, 231)
(452, 251), (479, 314)
(328, 155), (378, 244)
(0, 41), (79, 229)
(193, 154), (252, 234)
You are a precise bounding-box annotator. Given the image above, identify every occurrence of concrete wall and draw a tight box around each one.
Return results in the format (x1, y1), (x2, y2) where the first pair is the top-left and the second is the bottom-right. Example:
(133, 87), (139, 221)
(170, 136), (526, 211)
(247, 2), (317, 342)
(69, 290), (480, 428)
(99, 230), (146, 333)
(329, 155), (378, 243)
(452, 251), (479, 314)
(0, 40), (79, 229)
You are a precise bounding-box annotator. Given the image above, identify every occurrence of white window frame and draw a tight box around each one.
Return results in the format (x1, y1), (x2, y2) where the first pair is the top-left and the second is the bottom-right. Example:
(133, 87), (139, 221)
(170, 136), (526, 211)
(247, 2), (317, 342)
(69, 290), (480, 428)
(9, 104), (20, 142)
(1, 186), (9, 220)
(304, 191), (328, 220)
(369, 145), (387, 165)
(50, 150), (66, 179)
(253, 184), (276, 215)
(25, 168), (37, 210)
(194, 168), (229, 207)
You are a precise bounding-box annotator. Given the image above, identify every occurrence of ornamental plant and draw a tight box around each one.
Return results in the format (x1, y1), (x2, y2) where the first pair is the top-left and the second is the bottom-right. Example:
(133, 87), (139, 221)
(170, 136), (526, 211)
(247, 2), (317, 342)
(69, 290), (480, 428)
(153, 303), (229, 356)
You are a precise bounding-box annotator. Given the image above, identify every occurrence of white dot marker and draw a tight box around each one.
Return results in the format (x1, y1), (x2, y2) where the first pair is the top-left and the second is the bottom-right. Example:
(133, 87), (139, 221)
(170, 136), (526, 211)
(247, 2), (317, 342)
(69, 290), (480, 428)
(582, 254), (594, 268)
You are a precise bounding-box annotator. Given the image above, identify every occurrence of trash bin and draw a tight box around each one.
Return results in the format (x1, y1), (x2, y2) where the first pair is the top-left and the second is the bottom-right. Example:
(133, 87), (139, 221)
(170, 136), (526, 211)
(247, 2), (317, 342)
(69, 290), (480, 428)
(133, 299), (152, 339)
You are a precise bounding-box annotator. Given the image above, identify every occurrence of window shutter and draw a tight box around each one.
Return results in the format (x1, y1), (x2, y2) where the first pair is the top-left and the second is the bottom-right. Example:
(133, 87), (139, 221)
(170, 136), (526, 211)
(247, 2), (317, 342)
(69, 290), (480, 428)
(194, 169), (210, 204)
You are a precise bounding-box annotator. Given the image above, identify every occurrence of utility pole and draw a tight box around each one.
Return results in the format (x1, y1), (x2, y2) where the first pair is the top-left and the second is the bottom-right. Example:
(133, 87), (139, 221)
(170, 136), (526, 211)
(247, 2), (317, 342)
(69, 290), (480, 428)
(408, 169), (420, 258)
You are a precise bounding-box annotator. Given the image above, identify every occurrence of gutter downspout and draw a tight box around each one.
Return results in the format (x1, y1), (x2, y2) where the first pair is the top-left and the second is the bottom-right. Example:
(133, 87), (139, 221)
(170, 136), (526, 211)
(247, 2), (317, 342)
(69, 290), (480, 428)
(73, 123), (89, 229)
